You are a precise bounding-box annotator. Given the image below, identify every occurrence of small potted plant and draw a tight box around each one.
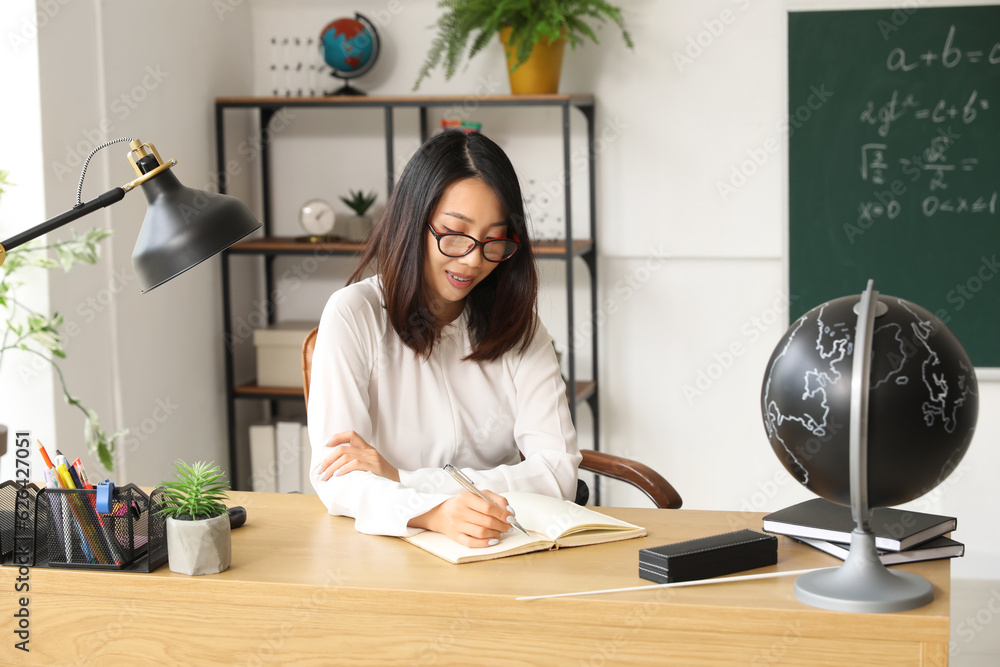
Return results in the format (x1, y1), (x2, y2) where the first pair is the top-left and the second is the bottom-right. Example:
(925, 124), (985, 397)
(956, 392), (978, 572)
(413, 0), (633, 94)
(338, 189), (378, 242)
(159, 460), (232, 575)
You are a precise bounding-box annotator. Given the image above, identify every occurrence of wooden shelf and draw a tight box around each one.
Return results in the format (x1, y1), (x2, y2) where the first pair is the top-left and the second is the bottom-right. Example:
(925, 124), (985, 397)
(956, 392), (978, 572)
(233, 382), (304, 400)
(218, 94), (600, 493)
(235, 379), (596, 404)
(216, 94), (595, 108)
(574, 380), (596, 403)
(227, 236), (592, 258)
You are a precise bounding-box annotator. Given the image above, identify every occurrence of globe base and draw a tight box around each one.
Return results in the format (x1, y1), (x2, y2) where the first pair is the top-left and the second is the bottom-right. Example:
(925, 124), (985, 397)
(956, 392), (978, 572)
(324, 78), (366, 97)
(794, 529), (934, 613)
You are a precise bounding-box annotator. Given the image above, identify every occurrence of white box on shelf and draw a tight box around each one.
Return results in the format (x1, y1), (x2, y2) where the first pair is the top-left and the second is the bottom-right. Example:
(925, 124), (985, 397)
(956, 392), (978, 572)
(252, 321), (318, 388)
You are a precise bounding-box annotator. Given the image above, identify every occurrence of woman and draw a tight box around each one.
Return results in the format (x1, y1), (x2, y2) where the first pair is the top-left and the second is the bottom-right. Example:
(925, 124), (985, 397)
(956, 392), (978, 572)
(308, 130), (580, 548)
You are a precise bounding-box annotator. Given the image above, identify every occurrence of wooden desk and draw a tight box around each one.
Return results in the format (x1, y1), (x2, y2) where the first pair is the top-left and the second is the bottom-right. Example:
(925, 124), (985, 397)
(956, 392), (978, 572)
(1, 491), (950, 666)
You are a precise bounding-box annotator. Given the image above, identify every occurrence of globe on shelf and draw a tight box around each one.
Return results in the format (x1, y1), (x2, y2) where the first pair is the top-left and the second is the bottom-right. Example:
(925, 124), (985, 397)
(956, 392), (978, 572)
(761, 292), (977, 509)
(319, 14), (380, 96)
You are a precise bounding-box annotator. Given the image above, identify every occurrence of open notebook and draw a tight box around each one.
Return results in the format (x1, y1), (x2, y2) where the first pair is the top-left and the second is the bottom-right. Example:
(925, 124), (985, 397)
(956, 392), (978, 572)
(402, 491), (646, 564)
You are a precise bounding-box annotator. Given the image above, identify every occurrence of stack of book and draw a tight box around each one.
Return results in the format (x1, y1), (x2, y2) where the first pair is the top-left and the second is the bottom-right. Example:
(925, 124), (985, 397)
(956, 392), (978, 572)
(762, 498), (963, 565)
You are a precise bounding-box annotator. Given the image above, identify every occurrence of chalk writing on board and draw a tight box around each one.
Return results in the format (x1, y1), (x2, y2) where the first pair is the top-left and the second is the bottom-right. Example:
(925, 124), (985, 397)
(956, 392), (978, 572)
(886, 25), (1000, 71)
(852, 24), (997, 225)
(859, 90), (987, 137)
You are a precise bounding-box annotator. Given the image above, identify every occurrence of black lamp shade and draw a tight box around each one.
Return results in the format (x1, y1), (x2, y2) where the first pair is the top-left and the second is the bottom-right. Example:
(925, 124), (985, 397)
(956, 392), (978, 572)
(132, 169), (260, 292)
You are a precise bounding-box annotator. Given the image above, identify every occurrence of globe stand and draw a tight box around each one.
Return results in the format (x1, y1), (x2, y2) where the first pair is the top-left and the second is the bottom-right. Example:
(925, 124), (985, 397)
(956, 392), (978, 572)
(324, 77), (366, 96)
(795, 529), (933, 612)
(793, 280), (935, 613)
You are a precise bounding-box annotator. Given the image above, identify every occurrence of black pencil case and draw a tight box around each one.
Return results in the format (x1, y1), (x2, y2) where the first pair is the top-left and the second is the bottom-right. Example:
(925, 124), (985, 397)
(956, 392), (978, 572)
(638, 529), (778, 584)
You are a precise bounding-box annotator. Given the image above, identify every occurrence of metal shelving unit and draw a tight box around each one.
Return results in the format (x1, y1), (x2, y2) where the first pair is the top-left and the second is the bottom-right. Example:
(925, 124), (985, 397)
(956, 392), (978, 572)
(215, 94), (598, 494)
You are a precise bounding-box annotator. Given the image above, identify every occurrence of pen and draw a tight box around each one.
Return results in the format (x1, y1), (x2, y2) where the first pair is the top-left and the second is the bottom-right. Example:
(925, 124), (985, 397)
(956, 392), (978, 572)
(69, 460), (118, 565)
(55, 450), (101, 564)
(443, 464), (529, 537)
(42, 466), (72, 562)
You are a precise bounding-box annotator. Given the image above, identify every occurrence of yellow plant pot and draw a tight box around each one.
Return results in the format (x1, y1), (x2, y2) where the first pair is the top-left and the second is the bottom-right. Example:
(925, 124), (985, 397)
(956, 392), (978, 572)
(499, 26), (567, 95)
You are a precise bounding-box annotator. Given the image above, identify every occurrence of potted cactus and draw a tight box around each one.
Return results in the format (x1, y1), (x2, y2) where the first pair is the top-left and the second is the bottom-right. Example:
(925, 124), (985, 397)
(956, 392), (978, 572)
(338, 189), (378, 242)
(159, 460), (231, 575)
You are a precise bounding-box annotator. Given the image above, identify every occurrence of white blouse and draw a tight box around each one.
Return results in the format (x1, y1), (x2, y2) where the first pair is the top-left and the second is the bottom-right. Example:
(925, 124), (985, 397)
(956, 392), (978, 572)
(307, 276), (581, 536)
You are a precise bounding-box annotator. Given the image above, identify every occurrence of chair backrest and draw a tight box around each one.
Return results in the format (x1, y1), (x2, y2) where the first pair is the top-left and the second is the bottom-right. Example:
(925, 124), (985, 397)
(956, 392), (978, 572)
(302, 327), (319, 408)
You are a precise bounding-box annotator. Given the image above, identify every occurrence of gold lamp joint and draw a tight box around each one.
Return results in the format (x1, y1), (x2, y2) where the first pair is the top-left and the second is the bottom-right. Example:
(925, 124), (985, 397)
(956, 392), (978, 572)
(123, 140), (177, 192)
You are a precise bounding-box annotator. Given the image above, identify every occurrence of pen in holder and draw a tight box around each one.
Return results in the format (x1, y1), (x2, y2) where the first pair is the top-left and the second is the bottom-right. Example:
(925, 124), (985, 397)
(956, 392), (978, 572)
(34, 483), (168, 571)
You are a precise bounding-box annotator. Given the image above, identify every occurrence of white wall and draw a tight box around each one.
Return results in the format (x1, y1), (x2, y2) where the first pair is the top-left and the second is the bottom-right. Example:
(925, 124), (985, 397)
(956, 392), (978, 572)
(1, 0), (255, 485)
(236, 0), (1000, 581)
(3, 0), (997, 587)
(0, 0), (53, 481)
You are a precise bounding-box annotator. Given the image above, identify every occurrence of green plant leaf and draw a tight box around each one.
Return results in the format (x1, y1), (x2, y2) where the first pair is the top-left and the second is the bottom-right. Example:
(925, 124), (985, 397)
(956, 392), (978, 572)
(157, 460), (230, 519)
(1, 200), (120, 472)
(413, 0), (633, 89)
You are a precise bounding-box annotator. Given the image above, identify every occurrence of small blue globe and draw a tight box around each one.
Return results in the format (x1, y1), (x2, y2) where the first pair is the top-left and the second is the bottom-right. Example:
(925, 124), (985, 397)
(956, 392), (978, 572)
(320, 16), (377, 76)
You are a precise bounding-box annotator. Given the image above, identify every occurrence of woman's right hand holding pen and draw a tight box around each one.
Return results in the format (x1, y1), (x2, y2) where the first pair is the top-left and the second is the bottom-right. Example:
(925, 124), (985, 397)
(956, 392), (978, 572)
(408, 491), (517, 548)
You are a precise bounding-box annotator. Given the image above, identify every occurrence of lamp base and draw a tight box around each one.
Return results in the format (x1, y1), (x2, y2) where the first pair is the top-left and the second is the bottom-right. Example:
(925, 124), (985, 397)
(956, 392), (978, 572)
(794, 529), (934, 613)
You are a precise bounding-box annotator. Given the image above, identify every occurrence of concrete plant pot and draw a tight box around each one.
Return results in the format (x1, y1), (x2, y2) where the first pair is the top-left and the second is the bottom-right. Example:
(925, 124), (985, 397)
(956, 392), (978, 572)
(166, 514), (231, 575)
(338, 215), (373, 243)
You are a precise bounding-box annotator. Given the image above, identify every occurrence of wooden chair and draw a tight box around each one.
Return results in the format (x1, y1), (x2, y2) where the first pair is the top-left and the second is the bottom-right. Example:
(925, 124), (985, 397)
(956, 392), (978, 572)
(302, 328), (682, 509)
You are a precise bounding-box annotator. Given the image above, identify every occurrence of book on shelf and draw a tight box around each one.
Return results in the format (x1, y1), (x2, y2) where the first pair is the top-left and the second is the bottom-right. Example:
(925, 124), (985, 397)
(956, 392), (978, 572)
(275, 421), (302, 494)
(248, 421), (316, 495)
(249, 423), (277, 493)
(762, 498), (956, 552)
(793, 535), (964, 565)
(402, 491), (646, 564)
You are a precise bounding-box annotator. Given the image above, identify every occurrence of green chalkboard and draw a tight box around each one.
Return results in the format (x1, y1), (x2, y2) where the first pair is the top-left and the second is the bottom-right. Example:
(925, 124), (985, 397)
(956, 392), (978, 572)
(788, 7), (1000, 367)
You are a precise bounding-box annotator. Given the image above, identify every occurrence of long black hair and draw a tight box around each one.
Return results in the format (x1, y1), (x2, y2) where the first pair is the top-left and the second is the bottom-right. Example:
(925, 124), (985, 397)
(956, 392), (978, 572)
(349, 130), (538, 361)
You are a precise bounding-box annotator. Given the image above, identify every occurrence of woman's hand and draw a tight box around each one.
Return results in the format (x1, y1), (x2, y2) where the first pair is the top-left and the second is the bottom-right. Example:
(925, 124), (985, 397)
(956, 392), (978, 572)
(408, 490), (517, 548)
(314, 430), (400, 482)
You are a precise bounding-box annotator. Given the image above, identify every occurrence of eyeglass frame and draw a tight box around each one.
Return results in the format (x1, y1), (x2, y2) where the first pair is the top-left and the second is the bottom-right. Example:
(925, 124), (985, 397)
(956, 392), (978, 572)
(425, 223), (521, 262)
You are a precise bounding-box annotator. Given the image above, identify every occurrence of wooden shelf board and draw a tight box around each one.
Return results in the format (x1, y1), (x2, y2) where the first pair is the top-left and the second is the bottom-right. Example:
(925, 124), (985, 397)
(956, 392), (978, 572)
(216, 93), (594, 107)
(228, 236), (592, 257)
(234, 382), (303, 398)
(228, 237), (364, 254)
(573, 380), (596, 403)
(235, 379), (594, 404)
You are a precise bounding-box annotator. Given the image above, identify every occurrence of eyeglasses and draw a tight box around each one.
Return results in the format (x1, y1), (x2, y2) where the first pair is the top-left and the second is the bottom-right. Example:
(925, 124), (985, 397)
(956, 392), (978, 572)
(426, 223), (520, 262)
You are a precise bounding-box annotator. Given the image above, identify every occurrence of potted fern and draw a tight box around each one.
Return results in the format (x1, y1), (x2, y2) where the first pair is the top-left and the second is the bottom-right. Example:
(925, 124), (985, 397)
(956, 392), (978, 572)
(338, 189), (377, 242)
(159, 460), (232, 575)
(413, 0), (633, 94)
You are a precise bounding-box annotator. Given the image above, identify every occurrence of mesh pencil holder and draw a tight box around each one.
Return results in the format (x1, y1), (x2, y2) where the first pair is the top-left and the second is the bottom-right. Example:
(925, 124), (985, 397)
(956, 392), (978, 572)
(34, 483), (168, 572)
(0, 480), (41, 567)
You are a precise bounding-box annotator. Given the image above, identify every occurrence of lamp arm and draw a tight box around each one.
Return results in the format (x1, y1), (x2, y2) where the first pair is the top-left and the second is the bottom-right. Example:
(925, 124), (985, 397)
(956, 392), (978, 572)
(0, 186), (126, 267)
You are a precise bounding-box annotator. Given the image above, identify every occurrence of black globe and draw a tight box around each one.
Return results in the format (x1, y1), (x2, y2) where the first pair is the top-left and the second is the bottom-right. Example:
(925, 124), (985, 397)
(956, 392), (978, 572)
(761, 294), (978, 508)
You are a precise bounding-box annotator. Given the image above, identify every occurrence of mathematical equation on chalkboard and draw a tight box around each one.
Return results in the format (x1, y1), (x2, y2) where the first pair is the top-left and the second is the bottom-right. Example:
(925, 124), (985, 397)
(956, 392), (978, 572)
(853, 24), (997, 225)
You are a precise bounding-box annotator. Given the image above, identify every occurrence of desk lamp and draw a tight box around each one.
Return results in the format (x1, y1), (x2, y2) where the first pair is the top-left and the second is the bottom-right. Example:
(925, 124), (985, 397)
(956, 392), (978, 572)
(0, 137), (260, 292)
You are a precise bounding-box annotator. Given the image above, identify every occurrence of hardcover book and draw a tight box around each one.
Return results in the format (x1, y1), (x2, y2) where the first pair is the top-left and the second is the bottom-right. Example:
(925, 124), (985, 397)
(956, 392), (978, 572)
(401, 491), (645, 564)
(762, 498), (956, 551)
(793, 535), (964, 565)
